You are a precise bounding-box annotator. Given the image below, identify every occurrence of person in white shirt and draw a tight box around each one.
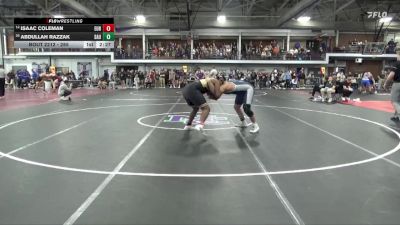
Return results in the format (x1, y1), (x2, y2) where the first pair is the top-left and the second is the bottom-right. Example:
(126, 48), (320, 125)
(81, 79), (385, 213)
(58, 78), (72, 101)
(134, 73), (140, 90)
(337, 71), (346, 83)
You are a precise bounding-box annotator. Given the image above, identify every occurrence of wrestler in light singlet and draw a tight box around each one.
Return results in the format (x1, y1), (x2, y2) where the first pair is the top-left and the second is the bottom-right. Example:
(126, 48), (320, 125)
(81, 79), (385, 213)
(212, 77), (260, 133)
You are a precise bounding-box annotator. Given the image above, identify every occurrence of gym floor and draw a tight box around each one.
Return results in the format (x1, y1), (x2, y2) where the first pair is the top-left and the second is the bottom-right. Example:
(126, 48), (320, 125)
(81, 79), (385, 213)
(0, 88), (399, 225)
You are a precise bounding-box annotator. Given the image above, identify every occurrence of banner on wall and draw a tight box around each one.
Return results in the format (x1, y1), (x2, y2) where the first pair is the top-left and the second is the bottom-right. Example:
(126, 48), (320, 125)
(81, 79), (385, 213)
(77, 62), (92, 78)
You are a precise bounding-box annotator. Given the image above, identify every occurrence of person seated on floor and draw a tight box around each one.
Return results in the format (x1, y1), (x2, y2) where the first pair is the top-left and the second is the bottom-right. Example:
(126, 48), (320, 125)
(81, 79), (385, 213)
(98, 76), (107, 90)
(6, 71), (14, 90)
(291, 76), (298, 89)
(321, 76), (336, 103)
(309, 83), (323, 101)
(309, 78), (324, 101)
(342, 77), (353, 102)
(58, 78), (72, 101)
(145, 75), (152, 88)
(333, 75), (344, 101)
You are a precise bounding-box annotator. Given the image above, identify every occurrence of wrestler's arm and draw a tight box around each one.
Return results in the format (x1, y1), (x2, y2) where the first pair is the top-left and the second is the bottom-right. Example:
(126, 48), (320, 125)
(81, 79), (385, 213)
(207, 79), (223, 99)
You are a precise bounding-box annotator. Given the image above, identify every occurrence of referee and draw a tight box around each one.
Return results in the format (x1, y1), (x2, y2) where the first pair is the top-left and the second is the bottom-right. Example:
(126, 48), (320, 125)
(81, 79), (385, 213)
(384, 52), (400, 121)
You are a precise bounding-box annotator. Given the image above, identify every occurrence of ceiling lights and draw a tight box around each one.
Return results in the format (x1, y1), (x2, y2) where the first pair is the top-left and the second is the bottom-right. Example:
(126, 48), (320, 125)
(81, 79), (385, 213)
(379, 17), (392, 23)
(136, 15), (146, 23)
(217, 15), (226, 23)
(297, 16), (311, 22)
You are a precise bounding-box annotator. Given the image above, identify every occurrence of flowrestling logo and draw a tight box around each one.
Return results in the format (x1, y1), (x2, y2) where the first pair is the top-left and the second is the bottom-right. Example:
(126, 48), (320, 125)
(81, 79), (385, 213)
(163, 114), (230, 126)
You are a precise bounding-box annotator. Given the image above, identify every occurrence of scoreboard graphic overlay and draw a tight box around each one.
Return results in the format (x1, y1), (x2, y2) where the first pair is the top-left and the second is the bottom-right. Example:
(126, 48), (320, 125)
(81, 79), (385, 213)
(14, 18), (114, 49)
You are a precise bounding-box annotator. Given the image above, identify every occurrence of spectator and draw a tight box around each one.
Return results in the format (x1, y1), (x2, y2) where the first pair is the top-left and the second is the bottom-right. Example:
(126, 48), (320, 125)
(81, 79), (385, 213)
(154, 70), (160, 88)
(291, 76), (298, 89)
(119, 68), (126, 89)
(69, 70), (76, 80)
(126, 69), (133, 88)
(149, 70), (156, 87)
(109, 71), (117, 89)
(310, 83), (323, 101)
(321, 76), (336, 103)
(17, 69), (31, 89)
(58, 78), (72, 101)
(103, 70), (109, 82)
(386, 39), (397, 54)
(31, 69), (39, 83)
(298, 68), (305, 87)
(134, 73), (140, 89)
(98, 72), (108, 89)
(6, 70), (16, 90)
(342, 77), (354, 101)
(283, 70), (292, 89)
(159, 68), (166, 88)
(361, 71), (373, 94)
(139, 71), (145, 88)
(145, 74), (152, 88)
(249, 72), (257, 87)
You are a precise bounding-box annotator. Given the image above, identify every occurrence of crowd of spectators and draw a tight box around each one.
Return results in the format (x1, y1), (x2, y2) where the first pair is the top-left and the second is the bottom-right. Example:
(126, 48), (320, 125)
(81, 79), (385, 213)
(241, 40), (319, 60)
(193, 40), (237, 59)
(3, 64), (391, 106)
(241, 40), (280, 60)
(115, 46), (143, 59)
(5, 68), (80, 91)
(115, 40), (143, 59)
(112, 38), (397, 61)
(147, 40), (191, 59)
(95, 68), (192, 90)
(309, 70), (387, 103)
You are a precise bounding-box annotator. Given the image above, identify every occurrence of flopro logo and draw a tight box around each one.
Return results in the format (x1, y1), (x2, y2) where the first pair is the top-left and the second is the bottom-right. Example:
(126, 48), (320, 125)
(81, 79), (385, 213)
(367, 11), (387, 19)
(163, 114), (230, 126)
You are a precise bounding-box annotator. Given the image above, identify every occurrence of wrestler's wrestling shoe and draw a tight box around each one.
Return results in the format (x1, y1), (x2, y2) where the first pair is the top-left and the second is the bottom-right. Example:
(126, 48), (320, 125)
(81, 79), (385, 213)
(194, 124), (204, 131)
(249, 123), (260, 133)
(183, 125), (192, 130)
(235, 120), (250, 128)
